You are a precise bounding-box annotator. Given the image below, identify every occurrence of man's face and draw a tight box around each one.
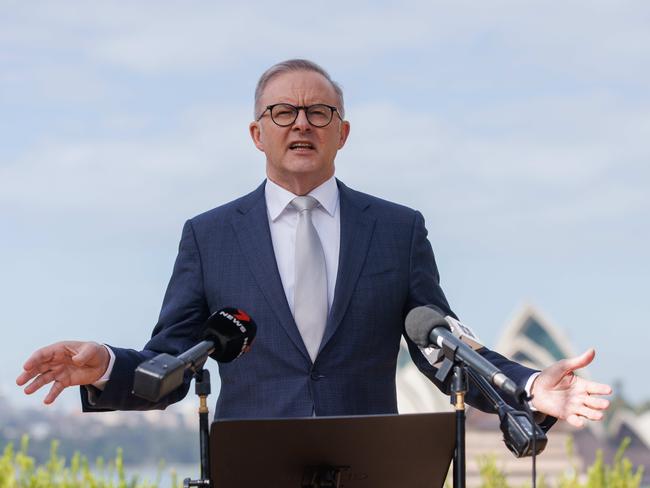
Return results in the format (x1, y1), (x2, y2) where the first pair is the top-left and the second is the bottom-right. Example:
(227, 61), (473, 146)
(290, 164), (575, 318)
(249, 70), (350, 194)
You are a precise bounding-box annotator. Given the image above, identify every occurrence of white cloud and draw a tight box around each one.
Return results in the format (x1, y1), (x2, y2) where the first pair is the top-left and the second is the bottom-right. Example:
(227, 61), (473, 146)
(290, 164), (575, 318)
(0, 104), (264, 227)
(337, 95), (649, 253)
(3, 1), (650, 81)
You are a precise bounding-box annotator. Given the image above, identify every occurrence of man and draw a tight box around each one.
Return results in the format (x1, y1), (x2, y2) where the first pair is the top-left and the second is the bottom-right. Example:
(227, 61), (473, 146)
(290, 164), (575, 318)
(17, 60), (611, 427)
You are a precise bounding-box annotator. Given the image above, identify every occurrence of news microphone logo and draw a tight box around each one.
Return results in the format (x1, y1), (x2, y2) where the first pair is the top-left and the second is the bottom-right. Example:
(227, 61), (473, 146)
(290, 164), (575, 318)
(207, 307), (257, 362)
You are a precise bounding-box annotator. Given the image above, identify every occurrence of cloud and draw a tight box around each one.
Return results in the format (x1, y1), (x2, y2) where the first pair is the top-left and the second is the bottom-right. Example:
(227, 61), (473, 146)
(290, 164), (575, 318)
(0, 103), (264, 229)
(3, 1), (650, 81)
(337, 95), (649, 254)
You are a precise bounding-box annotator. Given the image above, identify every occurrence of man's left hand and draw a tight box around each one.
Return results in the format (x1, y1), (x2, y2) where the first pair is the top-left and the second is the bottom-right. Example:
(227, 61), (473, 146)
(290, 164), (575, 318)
(530, 348), (612, 428)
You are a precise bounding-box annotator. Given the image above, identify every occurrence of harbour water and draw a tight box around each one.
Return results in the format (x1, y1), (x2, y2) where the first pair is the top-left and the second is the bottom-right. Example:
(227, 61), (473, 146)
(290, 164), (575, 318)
(124, 463), (199, 488)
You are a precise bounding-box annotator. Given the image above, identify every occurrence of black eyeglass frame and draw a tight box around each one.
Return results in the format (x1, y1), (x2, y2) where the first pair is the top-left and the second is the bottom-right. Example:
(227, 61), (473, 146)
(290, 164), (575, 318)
(256, 103), (343, 127)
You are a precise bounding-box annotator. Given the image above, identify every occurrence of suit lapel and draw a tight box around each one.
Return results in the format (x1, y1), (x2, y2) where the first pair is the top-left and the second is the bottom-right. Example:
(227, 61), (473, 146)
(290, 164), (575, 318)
(319, 180), (376, 353)
(231, 182), (311, 361)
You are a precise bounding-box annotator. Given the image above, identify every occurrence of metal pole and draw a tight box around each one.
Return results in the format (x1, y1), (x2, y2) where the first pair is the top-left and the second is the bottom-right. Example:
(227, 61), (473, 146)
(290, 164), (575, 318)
(452, 364), (467, 488)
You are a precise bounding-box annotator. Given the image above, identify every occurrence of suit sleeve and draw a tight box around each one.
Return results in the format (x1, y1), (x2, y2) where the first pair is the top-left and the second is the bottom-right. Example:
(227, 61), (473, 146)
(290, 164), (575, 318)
(402, 211), (556, 428)
(401, 210), (455, 394)
(81, 219), (210, 411)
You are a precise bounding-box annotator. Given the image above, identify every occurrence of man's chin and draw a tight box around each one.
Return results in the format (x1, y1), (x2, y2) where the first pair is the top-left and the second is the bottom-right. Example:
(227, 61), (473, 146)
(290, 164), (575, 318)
(285, 151), (318, 165)
(283, 157), (326, 174)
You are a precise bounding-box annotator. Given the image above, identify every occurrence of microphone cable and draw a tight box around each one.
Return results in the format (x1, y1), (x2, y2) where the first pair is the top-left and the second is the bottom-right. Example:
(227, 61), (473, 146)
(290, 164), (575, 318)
(522, 397), (537, 488)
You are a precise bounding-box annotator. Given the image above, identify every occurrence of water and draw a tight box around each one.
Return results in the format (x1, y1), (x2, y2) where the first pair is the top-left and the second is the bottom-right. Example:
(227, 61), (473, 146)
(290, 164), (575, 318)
(125, 463), (199, 487)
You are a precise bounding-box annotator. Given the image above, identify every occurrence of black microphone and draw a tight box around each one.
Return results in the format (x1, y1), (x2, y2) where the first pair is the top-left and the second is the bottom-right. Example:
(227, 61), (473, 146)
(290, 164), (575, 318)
(405, 305), (523, 401)
(132, 307), (257, 402)
(201, 308), (256, 362)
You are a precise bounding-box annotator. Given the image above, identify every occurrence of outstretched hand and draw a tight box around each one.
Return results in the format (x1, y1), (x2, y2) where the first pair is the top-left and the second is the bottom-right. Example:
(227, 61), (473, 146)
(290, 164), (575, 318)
(531, 348), (612, 427)
(16, 341), (110, 404)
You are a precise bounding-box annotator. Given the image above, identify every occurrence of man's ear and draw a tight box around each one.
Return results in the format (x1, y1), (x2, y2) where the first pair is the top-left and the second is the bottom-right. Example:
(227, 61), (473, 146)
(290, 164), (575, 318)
(337, 120), (351, 149)
(249, 121), (264, 152)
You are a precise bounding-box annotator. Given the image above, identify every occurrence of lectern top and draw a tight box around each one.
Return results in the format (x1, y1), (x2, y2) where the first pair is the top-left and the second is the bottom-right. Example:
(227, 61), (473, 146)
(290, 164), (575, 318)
(210, 412), (455, 488)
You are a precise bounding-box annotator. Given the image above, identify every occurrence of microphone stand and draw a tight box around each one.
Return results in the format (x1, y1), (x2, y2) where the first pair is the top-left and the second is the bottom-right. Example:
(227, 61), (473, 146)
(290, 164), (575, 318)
(435, 355), (468, 488)
(131, 344), (215, 487)
(451, 364), (467, 488)
(184, 367), (212, 488)
(434, 351), (546, 488)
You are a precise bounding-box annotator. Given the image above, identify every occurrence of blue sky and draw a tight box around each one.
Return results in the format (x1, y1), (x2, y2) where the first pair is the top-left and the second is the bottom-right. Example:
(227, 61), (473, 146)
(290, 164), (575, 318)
(2, 1), (649, 410)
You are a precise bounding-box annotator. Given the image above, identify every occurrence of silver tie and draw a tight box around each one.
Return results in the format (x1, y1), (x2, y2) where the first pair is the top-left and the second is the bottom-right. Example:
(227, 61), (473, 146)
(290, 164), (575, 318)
(291, 196), (328, 362)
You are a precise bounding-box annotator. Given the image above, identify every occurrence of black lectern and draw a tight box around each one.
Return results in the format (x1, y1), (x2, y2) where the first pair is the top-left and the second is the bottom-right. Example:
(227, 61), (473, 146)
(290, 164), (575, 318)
(209, 412), (455, 488)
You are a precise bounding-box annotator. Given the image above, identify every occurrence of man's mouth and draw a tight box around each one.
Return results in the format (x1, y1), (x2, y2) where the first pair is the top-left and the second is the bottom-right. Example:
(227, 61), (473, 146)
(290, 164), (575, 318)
(289, 142), (315, 151)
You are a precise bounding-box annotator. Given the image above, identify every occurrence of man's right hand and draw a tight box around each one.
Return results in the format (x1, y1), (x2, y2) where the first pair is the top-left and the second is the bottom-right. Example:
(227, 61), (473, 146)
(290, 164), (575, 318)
(16, 341), (110, 404)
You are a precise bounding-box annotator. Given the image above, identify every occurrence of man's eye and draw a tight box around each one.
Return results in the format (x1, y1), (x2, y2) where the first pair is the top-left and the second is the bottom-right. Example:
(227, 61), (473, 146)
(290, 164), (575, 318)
(309, 107), (328, 117)
(273, 106), (296, 118)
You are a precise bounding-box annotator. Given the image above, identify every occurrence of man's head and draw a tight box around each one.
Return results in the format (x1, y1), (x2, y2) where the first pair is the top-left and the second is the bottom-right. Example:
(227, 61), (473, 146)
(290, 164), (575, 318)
(253, 60), (346, 118)
(249, 59), (350, 196)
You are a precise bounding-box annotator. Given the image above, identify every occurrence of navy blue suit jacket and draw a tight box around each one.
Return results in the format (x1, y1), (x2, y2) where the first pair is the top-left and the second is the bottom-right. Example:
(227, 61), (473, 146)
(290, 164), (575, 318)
(82, 180), (538, 418)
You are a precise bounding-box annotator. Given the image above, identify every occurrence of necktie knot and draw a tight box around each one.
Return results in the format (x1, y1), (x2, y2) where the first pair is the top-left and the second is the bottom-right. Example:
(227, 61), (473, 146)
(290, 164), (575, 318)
(291, 195), (320, 213)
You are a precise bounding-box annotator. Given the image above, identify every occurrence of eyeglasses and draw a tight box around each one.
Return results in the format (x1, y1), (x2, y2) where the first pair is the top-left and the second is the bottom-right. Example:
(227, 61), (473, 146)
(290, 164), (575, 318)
(257, 103), (342, 128)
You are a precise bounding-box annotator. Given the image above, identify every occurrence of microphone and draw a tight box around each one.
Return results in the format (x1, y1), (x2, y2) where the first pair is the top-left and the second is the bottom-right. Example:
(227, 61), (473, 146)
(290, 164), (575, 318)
(201, 307), (257, 362)
(132, 307), (257, 402)
(405, 305), (523, 401)
(418, 314), (484, 368)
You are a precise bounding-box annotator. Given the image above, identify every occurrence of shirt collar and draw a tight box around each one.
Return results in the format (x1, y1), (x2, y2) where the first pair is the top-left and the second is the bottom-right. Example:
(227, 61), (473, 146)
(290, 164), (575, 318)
(265, 175), (339, 221)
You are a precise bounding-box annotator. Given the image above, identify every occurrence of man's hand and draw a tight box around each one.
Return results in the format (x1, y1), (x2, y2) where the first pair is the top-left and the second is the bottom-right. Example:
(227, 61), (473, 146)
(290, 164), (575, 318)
(531, 348), (612, 428)
(16, 341), (110, 404)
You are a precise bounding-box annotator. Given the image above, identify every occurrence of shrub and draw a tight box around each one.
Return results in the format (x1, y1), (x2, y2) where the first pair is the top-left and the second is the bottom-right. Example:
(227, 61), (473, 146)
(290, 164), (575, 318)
(476, 437), (644, 488)
(1, 435), (645, 488)
(0, 435), (178, 488)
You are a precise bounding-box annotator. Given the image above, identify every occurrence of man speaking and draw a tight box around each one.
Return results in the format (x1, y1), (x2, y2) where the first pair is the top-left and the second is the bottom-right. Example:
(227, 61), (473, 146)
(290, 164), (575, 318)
(17, 59), (611, 427)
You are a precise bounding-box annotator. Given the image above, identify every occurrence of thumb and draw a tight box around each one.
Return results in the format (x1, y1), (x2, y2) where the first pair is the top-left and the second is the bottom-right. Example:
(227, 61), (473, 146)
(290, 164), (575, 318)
(562, 348), (595, 374)
(71, 342), (98, 366)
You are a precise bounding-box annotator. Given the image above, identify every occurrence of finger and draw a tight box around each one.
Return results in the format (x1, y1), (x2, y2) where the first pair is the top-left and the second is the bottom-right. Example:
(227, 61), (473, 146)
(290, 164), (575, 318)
(586, 382), (612, 396)
(44, 381), (66, 405)
(561, 348), (596, 374)
(566, 413), (585, 428)
(22, 345), (59, 371)
(576, 405), (604, 421)
(16, 369), (40, 386)
(584, 395), (610, 410)
(23, 370), (56, 395)
(17, 359), (62, 386)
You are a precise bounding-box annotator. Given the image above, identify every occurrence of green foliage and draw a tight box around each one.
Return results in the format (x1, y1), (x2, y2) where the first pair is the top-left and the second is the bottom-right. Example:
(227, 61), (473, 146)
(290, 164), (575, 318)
(0, 436), (179, 488)
(475, 437), (644, 488)
(478, 454), (510, 488)
(2, 435), (645, 488)
(583, 438), (644, 488)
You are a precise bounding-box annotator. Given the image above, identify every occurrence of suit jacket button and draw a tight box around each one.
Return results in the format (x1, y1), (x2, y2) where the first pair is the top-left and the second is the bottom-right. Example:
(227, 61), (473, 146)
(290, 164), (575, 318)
(310, 371), (323, 381)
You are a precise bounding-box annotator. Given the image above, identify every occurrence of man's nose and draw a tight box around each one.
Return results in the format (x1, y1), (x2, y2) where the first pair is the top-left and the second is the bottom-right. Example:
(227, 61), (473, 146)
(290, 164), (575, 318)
(292, 108), (311, 130)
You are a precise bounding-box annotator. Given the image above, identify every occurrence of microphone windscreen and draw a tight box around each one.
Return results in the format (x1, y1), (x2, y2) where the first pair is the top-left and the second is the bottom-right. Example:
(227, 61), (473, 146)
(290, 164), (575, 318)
(405, 305), (449, 347)
(203, 308), (257, 362)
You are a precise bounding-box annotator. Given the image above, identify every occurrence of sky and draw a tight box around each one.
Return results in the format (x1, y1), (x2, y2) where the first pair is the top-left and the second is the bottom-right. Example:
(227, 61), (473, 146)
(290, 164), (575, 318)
(1, 1), (649, 411)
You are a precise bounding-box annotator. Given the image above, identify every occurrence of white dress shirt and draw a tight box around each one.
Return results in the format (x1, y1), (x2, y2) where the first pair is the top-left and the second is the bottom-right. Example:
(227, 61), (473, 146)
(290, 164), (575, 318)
(265, 176), (340, 315)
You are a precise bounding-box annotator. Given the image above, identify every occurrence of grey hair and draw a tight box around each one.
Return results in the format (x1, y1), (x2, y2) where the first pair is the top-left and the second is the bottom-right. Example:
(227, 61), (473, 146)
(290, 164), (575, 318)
(254, 59), (345, 118)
